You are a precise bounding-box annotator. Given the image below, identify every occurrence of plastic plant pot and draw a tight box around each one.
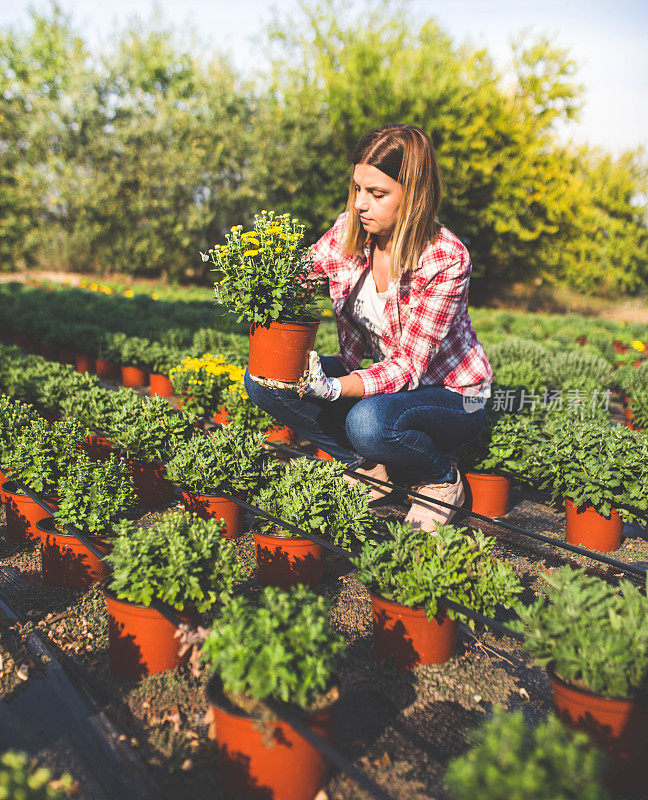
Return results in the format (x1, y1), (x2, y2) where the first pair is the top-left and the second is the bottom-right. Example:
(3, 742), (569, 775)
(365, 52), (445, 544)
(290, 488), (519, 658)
(58, 348), (75, 365)
(36, 516), (111, 589)
(370, 593), (458, 670)
(2, 480), (58, 543)
(550, 670), (648, 797)
(265, 426), (295, 445)
(248, 320), (320, 384)
(95, 358), (119, 380)
(75, 352), (95, 374)
(0, 466), (7, 504)
(105, 590), (199, 681)
(149, 373), (174, 398)
(180, 490), (241, 539)
(253, 530), (323, 590)
(121, 365), (148, 388)
(78, 435), (114, 462)
(463, 472), (511, 518)
(212, 407), (230, 426)
(565, 498), (623, 552)
(124, 458), (175, 507)
(205, 674), (337, 800)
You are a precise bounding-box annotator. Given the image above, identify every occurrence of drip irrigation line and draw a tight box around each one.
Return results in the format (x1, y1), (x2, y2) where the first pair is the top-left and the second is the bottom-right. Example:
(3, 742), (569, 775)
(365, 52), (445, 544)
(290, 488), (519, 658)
(263, 441), (648, 581)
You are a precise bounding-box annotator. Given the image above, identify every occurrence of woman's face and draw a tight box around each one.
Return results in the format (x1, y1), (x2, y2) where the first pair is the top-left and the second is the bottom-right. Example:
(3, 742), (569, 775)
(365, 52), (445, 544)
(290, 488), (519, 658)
(352, 163), (402, 240)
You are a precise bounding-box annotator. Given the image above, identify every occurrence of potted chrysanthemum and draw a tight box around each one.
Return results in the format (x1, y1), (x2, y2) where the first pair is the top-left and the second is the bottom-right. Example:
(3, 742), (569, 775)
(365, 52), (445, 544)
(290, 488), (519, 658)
(204, 211), (321, 384)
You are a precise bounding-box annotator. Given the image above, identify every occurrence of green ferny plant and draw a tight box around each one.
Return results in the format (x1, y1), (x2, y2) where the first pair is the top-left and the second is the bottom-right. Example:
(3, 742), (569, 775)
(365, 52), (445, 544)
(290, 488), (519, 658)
(512, 566), (648, 700)
(0, 750), (74, 800)
(445, 709), (610, 800)
(200, 585), (345, 710)
(353, 520), (522, 629)
(106, 511), (243, 613)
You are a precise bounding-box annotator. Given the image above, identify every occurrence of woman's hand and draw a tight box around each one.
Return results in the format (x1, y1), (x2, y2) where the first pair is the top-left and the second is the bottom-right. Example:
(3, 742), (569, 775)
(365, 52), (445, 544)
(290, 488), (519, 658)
(299, 351), (342, 401)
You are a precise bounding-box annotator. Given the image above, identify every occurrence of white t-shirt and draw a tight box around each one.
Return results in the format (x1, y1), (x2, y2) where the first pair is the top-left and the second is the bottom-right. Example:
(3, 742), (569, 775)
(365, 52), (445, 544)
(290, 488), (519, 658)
(348, 267), (491, 401)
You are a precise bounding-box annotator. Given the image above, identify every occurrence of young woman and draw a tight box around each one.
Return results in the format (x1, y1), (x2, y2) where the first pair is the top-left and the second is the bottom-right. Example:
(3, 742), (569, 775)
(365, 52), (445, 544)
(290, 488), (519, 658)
(245, 124), (492, 532)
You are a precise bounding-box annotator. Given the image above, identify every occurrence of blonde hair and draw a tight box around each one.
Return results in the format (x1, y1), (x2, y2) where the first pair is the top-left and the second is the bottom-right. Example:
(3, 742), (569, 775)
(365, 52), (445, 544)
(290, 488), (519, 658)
(343, 124), (443, 277)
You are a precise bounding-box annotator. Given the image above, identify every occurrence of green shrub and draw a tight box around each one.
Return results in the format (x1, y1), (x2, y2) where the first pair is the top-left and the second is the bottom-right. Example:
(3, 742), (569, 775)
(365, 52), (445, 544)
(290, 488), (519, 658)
(56, 454), (137, 534)
(200, 585), (344, 710)
(627, 388), (648, 430)
(106, 511), (243, 612)
(221, 385), (276, 433)
(255, 458), (373, 548)
(0, 750), (74, 800)
(445, 709), (610, 800)
(0, 395), (41, 465)
(513, 566), (648, 700)
(165, 424), (280, 498)
(354, 521), (521, 628)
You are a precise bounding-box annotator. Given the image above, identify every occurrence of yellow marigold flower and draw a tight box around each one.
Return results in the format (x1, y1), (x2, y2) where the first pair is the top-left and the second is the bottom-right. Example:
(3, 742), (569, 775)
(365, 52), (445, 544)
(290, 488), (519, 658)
(265, 226), (282, 235)
(631, 340), (645, 352)
(90, 282), (99, 291)
(275, 247), (283, 253)
(288, 245), (296, 250)
(124, 289), (134, 298)
(244, 249), (260, 257)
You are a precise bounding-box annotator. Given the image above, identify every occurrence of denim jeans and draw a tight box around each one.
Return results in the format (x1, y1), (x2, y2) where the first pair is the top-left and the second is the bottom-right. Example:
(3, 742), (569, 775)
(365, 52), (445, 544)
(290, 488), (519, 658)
(244, 356), (487, 485)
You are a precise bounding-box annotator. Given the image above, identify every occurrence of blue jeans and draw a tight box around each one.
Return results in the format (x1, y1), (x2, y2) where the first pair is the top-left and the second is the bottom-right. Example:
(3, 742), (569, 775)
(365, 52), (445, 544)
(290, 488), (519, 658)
(244, 356), (487, 485)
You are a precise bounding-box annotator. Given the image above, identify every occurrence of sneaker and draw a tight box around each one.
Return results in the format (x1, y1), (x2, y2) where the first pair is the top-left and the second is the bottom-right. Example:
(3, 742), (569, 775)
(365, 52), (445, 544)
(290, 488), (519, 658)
(343, 461), (391, 502)
(404, 464), (465, 532)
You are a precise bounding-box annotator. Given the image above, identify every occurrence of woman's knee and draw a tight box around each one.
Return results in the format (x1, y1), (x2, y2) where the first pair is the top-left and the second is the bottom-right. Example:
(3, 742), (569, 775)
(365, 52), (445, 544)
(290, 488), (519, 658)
(243, 369), (275, 412)
(345, 398), (390, 455)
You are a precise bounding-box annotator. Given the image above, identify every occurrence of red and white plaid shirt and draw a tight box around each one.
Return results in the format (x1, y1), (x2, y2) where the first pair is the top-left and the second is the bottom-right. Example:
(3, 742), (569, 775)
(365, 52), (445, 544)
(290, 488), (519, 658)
(309, 212), (493, 398)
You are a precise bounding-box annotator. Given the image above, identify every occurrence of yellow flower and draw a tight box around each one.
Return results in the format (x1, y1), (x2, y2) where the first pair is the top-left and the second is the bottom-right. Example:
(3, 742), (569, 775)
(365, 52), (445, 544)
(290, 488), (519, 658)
(631, 340), (645, 352)
(124, 289), (134, 298)
(90, 282), (99, 291)
(264, 226), (282, 235)
(275, 247), (283, 253)
(321, 309), (333, 317)
(152, 293), (159, 300)
(243, 249), (260, 257)
(288, 245), (296, 250)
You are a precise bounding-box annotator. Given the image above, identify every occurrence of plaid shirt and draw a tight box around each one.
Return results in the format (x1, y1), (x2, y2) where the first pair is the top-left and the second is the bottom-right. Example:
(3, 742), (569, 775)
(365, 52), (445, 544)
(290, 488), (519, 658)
(309, 212), (493, 398)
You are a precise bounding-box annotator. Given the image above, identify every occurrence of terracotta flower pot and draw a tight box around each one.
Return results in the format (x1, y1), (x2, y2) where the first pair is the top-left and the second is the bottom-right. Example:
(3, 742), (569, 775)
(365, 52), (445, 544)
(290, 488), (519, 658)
(78, 435), (113, 462)
(125, 458), (175, 507)
(613, 341), (628, 354)
(550, 670), (648, 797)
(36, 516), (111, 589)
(40, 343), (57, 360)
(58, 348), (75, 365)
(212, 407), (230, 426)
(121, 365), (148, 388)
(0, 467), (7, 504)
(565, 498), (623, 552)
(149, 373), (175, 398)
(12, 334), (26, 348)
(181, 490), (241, 539)
(314, 448), (334, 461)
(95, 358), (119, 380)
(463, 472), (511, 518)
(205, 674), (337, 800)
(370, 593), (458, 670)
(265, 425), (295, 445)
(2, 480), (58, 543)
(75, 352), (95, 374)
(105, 590), (199, 681)
(253, 530), (323, 590)
(248, 320), (320, 384)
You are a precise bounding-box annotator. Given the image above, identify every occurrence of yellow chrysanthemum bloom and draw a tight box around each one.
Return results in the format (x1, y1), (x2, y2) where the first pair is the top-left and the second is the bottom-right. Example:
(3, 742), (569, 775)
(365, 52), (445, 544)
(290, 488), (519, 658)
(275, 247), (283, 253)
(631, 340), (645, 352)
(124, 289), (134, 298)
(321, 309), (333, 317)
(243, 249), (260, 257)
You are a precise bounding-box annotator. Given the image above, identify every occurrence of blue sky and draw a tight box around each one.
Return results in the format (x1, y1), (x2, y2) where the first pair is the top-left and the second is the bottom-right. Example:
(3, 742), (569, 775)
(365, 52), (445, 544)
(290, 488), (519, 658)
(1, 0), (646, 156)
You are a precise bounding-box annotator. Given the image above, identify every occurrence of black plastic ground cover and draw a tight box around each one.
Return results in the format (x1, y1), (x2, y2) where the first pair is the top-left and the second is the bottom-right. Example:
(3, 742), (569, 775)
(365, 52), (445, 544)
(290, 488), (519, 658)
(0, 567), (159, 800)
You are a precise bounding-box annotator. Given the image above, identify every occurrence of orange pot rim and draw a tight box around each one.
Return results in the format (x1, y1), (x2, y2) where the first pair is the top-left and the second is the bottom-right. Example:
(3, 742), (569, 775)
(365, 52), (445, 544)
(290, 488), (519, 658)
(103, 586), (186, 616)
(549, 667), (645, 708)
(250, 318), (321, 333)
(35, 515), (111, 545)
(1, 479), (58, 504)
(253, 529), (323, 548)
(369, 590), (453, 623)
(465, 471), (511, 483)
(180, 487), (241, 502)
(564, 497), (621, 519)
(205, 673), (339, 724)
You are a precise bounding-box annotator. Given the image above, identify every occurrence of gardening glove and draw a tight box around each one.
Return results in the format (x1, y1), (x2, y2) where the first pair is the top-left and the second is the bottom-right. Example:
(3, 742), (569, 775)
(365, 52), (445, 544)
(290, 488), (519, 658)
(299, 351), (342, 401)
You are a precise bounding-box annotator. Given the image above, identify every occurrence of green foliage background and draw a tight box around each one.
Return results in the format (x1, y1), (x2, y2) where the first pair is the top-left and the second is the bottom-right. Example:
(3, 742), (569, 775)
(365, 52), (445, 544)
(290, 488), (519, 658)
(1, 1), (646, 295)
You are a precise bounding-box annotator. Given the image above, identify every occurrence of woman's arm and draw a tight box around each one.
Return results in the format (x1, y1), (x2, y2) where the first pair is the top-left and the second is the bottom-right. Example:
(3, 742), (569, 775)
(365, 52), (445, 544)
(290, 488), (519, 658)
(338, 373), (365, 397)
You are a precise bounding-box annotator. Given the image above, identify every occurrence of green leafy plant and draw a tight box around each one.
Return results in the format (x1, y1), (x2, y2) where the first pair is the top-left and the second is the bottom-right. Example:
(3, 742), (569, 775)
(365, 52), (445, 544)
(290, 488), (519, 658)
(105, 394), (192, 463)
(165, 424), (280, 498)
(353, 520), (521, 628)
(56, 454), (137, 534)
(626, 388), (648, 431)
(106, 511), (243, 612)
(200, 585), (344, 710)
(142, 342), (188, 375)
(254, 458), (373, 548)
(169, 353), (244, 420)
(59, 385), (132, 433)
(537, 417), (648, 524)
(513, 566), (648, 700)
(221, 384), (276, 433)
(7, 418), (87, 495)
(108, 333), (152, 369)
(207, 211), (321, 324)
(0, 750), (74, 800)
(445, 709), (610, 800)
(0, 395), (41, 465)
